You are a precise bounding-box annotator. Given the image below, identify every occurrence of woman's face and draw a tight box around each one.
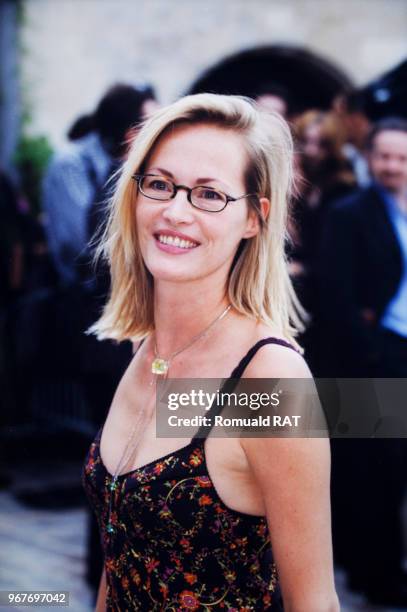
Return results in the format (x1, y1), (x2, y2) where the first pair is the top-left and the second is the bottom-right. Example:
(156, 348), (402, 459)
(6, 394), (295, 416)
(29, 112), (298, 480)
(135, 123), (261, 286)
(302, 122), (324, 163)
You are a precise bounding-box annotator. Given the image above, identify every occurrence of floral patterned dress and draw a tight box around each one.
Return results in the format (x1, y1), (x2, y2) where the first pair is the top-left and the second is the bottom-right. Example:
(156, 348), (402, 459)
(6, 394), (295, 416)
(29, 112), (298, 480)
(83, 338), (295, 611)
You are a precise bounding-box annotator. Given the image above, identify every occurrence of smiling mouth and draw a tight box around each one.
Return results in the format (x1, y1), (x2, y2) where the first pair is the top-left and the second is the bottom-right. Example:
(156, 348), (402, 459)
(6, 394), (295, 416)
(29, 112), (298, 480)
(155, 233), (199, 249)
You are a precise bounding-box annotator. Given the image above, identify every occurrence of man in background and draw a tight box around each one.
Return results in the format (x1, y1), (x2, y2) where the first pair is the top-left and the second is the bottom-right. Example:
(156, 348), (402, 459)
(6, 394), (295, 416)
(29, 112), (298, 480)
(319, 117), (407, 377)
(43, 83), (157, 287)
(319, 117), (407, 606)
(333, 90), (371, 188)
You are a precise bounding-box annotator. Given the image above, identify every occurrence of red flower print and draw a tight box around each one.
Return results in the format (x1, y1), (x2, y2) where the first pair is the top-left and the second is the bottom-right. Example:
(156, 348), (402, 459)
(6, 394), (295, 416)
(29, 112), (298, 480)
(170, 550), (185, 569)
(195, 476), (211, 487)
(184, 572), (198, 585)
(153, 462), (166, 475)
(189, 450), (203, 466)
(105, 559), (116, 573)
(198, 494), (212, 506)
(130, 568), (141, 586)
(236, 537), (248, 547)
(179, 537), (192, 553)
(179, 590), (200, 610)
(121, 576), (129, 589)
(146, 558), (160, 573)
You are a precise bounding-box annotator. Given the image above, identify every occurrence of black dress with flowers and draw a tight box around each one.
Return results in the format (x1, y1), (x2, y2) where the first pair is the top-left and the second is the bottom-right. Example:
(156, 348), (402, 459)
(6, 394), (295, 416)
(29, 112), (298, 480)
(83, 337), (296, 611)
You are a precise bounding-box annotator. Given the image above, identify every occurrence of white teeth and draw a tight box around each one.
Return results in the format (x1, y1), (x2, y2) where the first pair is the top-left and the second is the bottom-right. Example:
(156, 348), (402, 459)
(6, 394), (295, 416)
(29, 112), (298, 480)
(157, 234), (197, 249)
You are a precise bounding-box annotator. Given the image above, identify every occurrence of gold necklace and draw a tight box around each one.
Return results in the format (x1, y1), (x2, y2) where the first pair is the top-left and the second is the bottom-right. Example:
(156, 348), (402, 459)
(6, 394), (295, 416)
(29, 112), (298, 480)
(105, 304), (232, 535)
(151, 304), (232, 376)
(106, 391), (153, 535)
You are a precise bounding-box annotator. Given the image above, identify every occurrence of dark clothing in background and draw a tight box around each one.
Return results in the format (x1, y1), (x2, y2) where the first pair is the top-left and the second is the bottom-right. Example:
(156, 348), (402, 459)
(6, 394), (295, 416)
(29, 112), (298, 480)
(0, 171), (20, 304)
(43, 133), (111, 287)
(318, 184), (403, 376)
(292, 179), (357, 373)
(292, 180), (356, 312)
(318, 184), (407, 598)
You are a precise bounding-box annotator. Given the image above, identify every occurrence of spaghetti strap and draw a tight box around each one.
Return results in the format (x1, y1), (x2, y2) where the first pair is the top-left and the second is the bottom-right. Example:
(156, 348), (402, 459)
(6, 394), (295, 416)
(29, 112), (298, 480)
(230, 336), (298, 379)
(192, 337), (298, 440)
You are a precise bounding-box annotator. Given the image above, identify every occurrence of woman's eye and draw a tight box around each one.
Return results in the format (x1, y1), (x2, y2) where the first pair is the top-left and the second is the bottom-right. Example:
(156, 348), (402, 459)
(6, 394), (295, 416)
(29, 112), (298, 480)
(148, 179), (172, 191)
(201, 189), (222, 200)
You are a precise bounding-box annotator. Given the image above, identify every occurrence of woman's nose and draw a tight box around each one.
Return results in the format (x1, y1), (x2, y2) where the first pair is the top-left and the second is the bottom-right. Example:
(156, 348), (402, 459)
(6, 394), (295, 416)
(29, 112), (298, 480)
(162, 189), (194, 224)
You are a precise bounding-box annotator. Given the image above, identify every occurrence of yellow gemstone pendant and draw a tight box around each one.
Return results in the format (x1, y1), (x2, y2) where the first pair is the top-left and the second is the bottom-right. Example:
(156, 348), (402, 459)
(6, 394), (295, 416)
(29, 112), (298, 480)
(151, 358), (169, 375)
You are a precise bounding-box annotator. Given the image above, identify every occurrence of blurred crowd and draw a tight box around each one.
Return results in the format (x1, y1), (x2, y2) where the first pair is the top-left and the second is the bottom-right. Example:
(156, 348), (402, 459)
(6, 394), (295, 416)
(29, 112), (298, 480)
(1, 58), (407, 606)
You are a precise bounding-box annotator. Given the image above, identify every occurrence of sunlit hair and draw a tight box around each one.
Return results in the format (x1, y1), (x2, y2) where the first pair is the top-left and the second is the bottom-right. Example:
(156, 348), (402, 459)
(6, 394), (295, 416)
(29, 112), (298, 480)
(90, 93), (307, 349)
(294, 110), (355, 186)
(295, 110), (348, 158)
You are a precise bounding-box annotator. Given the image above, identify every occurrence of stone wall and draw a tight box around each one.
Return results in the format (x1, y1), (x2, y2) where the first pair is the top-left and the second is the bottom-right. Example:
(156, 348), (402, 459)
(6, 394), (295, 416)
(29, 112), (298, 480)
(21, 0), (407, 147)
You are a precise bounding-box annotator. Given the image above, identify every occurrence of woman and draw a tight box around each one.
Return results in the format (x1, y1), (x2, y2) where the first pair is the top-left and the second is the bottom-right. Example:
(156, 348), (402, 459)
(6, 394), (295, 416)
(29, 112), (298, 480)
(290, 110), (356, 297)
(83, 94), (339, 611)
(289, 110), (357, 373)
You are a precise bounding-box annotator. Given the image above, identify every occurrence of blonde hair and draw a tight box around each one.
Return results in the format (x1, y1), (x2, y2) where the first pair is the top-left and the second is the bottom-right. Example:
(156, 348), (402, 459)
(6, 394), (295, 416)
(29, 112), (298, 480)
(90, 93), (307, 349)
(294, 109), (356, 185)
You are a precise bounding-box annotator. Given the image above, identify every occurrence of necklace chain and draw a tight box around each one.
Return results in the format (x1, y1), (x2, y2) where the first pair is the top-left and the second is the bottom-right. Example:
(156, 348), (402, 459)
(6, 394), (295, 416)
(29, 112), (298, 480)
(105, 303), (232, 535)
(152, 304), (232, 376)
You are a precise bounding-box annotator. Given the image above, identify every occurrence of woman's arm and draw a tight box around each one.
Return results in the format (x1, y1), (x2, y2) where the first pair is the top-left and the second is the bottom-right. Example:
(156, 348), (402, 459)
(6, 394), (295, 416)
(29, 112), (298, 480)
(95, 569), (107, 612)
(241, 345), (339, 612)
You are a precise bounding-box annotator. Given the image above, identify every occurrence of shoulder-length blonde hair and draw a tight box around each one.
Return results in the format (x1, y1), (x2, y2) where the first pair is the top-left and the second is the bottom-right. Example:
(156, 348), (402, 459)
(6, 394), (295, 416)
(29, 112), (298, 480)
(90, 93), (306, 349)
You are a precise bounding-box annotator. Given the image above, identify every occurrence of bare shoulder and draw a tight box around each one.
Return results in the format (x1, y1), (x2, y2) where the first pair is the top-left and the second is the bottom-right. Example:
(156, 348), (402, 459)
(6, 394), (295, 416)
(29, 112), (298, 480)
(239, 332), (322, 461)
(242, 334), (312, 379)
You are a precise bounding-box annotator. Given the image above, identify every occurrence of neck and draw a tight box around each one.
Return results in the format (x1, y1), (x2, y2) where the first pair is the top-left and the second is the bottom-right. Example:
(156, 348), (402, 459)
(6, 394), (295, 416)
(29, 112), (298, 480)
(153, 277), (229, 357)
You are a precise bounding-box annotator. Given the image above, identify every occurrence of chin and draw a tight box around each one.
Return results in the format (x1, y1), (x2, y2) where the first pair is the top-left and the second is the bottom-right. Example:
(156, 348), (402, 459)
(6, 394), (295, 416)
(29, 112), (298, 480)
(383, 183), (400, 193)
(147, 261), (203, 284)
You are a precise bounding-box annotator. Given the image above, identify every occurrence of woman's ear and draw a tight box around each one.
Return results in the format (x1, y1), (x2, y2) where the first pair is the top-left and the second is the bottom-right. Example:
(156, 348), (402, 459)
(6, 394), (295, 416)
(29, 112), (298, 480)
(243, 197), (271, 238)
(259, 197), (271, 221)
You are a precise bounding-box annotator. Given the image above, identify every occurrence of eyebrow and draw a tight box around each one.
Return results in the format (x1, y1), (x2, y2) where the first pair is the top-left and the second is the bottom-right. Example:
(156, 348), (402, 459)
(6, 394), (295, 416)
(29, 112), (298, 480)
(147, 167), (219, 185)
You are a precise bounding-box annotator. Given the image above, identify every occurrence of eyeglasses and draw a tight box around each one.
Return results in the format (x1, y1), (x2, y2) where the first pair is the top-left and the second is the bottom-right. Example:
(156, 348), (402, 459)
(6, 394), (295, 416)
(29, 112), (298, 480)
(132, 173), (256, 213)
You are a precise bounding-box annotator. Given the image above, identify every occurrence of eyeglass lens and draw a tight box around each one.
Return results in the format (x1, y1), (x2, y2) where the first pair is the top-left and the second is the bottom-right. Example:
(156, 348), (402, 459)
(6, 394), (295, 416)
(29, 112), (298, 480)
(139, 175), (227, 212)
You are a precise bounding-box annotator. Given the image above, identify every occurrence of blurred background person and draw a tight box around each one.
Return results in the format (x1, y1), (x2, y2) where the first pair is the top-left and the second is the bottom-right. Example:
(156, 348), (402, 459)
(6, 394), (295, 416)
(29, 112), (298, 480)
(36, 82), (157, 377)
(1, 169), (24, 306)
(318, 117), (407, 378)
(332, 90), (371, 188)
(289, 110), (357, 372)
(0, 168), (24, 488)
(319, 117), (407, 606)
(43, 82), (158, 288)
(255, 81), (291, 117)
(0, 164), (50, 419)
